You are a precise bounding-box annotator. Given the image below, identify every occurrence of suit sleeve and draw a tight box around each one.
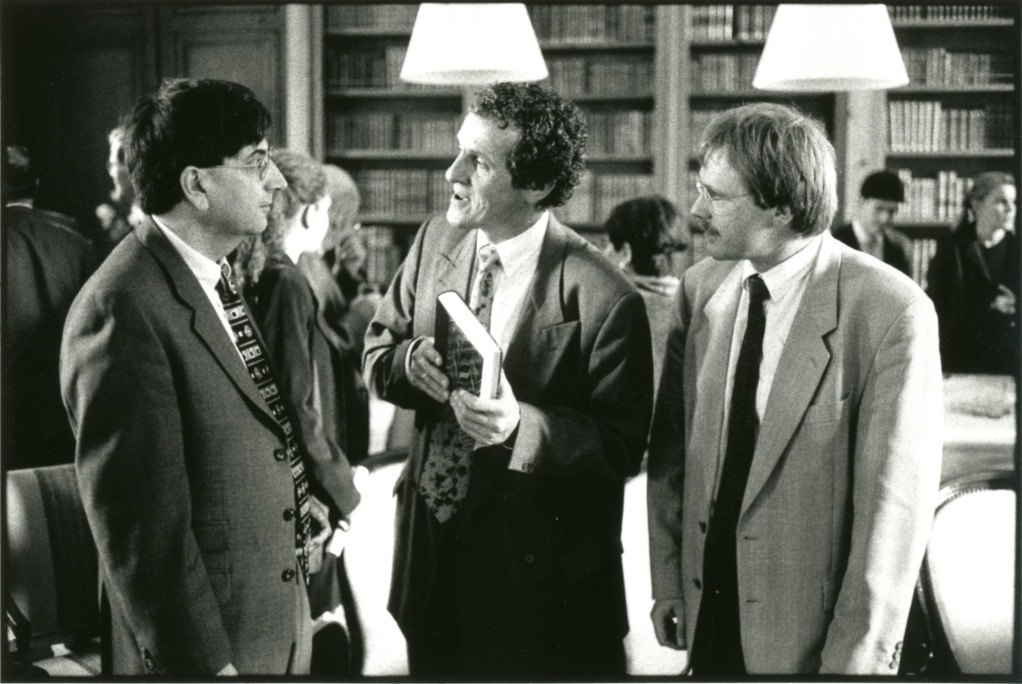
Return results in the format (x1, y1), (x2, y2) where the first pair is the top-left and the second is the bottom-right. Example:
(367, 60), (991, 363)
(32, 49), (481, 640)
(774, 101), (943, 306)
(255, 269), (360, 518)
(819, 295), (943, 674)
(61, 289), (233, 674)
(513, 287), (654, 480)
(363, 219), (435, 412)
(646, 273), (691, 601)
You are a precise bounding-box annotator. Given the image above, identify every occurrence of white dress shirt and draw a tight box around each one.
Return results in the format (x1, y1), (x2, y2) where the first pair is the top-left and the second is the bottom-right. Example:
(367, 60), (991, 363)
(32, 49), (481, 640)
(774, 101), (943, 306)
(151, 216), (237, 346)
(721, 234), (823, 455)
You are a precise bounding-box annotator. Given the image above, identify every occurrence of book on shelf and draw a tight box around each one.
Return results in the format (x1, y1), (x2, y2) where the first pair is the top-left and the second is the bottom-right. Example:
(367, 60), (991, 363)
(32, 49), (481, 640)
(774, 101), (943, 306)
(690, 5), (776, 42)
(895, 169), (972, 223)
(555, 172), (654, 225)
(326, 4), (417, 31)
(529, 5), (654, 43)
(434, 291), (503, 400)
(910, 238), (939, 290)
(362, 225), (404, 290)
(887, 101), (1012, 152)
(888, 5), (1012, 22)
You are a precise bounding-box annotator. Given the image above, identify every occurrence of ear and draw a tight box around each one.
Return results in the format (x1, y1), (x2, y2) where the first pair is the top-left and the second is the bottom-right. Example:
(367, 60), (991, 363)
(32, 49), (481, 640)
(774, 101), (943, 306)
(525, 181), (556, 208)
(772, 204), (794, 230)
(301, 204), (311, 229)
(180, 166), (209, 212)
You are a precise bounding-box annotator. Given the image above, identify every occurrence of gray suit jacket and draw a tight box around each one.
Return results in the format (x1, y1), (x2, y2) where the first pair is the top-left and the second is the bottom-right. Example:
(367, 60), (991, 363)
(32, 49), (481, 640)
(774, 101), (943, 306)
(364, 215), (654, 653)
(647, 234), (943, 674)
(61, 219), (305, 674)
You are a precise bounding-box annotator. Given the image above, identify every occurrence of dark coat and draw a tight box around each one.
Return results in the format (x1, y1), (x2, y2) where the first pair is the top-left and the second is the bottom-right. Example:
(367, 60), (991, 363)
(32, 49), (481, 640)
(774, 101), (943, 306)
(364, 215), (653, 675)
(4, 205), (97, 470)
(926, 225), (1019, 374)
(61, 219), (307, 674)
(832, 222), (913, 277)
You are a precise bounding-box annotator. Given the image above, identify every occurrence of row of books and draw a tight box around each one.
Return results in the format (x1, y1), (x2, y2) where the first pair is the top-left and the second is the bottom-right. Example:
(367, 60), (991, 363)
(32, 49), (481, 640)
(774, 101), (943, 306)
(353, 169), (450, 216)
(361, 225), (405, 290)
(556, 172), (655, 224)
(901, 48), (1012, 87)
(325, 5), (417, 32)
(887, 101), (1014, 152)
(326, 112), (456, 153)
(895, 169), (972, 223)
(888, 6), (1013, 22)
(690, 53), (760, 92)
(583, 109), (652, 155)
(325, 45), (445, 91)
(688, 108), (728, 155)
(690, 5), (777, 42)
(528, 5), (655, 43)
(543, 56), (653, 96)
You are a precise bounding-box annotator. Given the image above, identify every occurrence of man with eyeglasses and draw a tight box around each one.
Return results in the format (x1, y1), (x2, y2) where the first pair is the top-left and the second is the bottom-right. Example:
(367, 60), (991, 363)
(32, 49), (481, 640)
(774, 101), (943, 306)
(646, 103), (942, 674)
(61, 79), (340, 675)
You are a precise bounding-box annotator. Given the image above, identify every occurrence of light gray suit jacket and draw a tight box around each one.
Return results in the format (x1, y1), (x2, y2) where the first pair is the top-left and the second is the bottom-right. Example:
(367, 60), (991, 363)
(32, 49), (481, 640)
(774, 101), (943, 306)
(647, 234), (943, 674)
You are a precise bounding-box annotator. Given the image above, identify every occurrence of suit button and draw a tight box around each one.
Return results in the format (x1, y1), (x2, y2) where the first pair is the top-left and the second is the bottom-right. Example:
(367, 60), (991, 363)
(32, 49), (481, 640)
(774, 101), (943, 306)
(522, 462), (535, 473)
(281, 568), (295, 582)
(699, 520), (707, 533)
(274, 448), (286, 462)
(524, 554), (535, 564)
(693, 578), (702, 589)
(283, 507), (295, 521)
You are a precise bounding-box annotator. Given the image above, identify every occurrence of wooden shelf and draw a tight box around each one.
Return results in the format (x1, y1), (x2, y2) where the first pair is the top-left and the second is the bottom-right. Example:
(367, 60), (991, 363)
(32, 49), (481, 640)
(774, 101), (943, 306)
(584, 153), (654, 164)
(324, 28), (411, 38)
(689, 38), (766, 48)
(360, 214), (430, 226)
(567, 93), (655, 104)
(539, 39), (654, 51)
(892, 19), (1013, 29)
(324, 88), (462, 99)
(890, 85), (1015, 94)
(327, 150), (452, 162)
(886, 149), (1016, 159)
(690, 90), (830, 99)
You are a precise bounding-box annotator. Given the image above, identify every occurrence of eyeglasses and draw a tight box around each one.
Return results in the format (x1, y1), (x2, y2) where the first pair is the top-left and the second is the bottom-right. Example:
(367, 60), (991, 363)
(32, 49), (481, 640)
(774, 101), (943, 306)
(204, 151), (273, 181)
(694, 179), (750, 208)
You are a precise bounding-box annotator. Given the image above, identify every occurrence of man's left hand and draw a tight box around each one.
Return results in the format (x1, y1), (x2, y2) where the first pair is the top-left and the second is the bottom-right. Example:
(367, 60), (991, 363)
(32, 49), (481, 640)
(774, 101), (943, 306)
(450, 371), (520, 448)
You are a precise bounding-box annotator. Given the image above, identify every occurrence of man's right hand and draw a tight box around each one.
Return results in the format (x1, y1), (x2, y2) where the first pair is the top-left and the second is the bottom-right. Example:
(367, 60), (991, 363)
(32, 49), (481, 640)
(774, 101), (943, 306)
(407, 337), (449, 403)
(651, 598), (687, 651)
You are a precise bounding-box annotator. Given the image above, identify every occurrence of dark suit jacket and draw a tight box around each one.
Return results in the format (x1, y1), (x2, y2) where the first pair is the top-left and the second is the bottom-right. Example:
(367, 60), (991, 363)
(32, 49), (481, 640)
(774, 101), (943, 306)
(363, 215), (653, 667)
(832, 222), (912, 277)
(61, 218), (307, 674)
(926, 225), (1019, 374)
(4, 205), (97, 470)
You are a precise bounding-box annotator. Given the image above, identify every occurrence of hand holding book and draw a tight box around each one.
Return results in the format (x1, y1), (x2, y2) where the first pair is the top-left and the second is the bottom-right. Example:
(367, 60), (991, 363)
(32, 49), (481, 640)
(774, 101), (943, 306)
(449, 370), (520, 448)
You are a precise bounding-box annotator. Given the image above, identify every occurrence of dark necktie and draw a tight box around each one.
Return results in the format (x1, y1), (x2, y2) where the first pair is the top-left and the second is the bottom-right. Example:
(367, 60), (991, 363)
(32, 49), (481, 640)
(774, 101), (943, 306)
(215, 262), (312, 582)
(692, 273), (769, 675)
(419, 244), (501, 522)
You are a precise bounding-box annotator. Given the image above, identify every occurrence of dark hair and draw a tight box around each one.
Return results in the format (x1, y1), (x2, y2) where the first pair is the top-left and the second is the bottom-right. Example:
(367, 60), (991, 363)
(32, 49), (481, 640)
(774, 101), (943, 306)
(860, 170), (904, 202)
(3, 145), (37, 201)
(233, 149), (327, 291)
(470, 82), (587, 209)
(125, 78), (272, 215)
(699, 102), (838, 236)
(954, 171), (1016, 234)
(605, 195), (684, 277)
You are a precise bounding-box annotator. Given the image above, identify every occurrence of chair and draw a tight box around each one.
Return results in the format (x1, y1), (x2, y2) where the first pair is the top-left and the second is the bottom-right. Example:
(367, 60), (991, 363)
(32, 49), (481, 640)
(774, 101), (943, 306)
(4, 464), (101, 676)
(915, 470), (1017, 675)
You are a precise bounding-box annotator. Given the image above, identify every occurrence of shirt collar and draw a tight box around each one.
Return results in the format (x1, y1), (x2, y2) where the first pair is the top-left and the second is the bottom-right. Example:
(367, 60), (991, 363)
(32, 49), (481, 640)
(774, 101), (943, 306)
(151, 215), (226, 291)
(476, 211), (549, 278)
(742, 233), (823, 302)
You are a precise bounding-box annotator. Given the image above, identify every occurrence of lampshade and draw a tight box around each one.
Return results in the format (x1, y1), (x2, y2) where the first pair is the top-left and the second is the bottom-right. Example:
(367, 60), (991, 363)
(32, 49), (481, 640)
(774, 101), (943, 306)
(753, 5), (909, 91)
(401, 4), (548, 85)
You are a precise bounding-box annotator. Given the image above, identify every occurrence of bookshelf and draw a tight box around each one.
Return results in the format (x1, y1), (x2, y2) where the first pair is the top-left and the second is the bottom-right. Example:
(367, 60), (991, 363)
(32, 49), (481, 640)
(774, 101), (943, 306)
(883, 4), (1018, 288)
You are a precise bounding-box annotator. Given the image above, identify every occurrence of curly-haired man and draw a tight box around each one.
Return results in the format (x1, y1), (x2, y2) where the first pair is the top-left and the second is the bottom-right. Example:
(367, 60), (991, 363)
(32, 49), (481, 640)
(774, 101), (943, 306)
(364, 82), (653, 677)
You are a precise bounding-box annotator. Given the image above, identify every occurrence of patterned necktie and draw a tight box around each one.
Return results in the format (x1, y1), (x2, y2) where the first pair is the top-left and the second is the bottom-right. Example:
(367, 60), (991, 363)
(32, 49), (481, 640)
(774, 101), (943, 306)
(420, 244), (501, 522)
(215, 262), (312, 582)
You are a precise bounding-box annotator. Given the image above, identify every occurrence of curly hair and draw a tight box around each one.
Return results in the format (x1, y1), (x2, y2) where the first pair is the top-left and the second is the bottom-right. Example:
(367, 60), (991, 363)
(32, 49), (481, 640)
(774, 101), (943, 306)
(232, 149), (327, 291)
(604, 195), (684, 277)
(470, 82), (587, 209)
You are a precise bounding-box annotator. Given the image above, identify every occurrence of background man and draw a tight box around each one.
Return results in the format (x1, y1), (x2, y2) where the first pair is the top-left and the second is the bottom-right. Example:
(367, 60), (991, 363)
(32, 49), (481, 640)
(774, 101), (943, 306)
(363, 82), (653, 678)
(4, 144), (98, 471)
(647, 103), (942, 675)
(61, 79), (340, 675)
(832, 170), (912, 275)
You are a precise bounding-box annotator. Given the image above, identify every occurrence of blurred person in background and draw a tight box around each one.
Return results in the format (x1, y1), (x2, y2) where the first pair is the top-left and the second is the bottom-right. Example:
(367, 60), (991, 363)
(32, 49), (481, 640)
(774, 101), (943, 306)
(233, 149), (365, 676)
(94, 124), (144, 257)
(4, 144), (98, 471)
(927, 171), (1018, 375)
(832, 170), (912, 276)
(603, 194), (685, 396)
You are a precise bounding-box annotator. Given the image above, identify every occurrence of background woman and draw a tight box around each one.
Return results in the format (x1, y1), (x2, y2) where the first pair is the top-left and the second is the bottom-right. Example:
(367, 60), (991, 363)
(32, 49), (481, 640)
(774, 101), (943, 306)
(927, 171), (1018, 375)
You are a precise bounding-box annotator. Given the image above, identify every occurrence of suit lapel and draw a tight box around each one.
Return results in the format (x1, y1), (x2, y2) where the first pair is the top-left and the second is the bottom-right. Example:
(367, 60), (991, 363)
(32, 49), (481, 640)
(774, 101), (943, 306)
(436, 228), (477, 299)
(136, 218), (277, 426)
(741, 236), (839, 517)
(692, 264), (744, 505)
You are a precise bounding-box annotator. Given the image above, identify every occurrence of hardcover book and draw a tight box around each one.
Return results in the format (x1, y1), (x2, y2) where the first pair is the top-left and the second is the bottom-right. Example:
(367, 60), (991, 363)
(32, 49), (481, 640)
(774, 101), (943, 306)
(434, 291), (503, 400)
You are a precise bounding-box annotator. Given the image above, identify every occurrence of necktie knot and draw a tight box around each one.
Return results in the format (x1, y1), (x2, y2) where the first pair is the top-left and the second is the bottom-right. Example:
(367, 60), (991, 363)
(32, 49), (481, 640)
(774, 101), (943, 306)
(217, 262), (238, 302)
(746, 274), (769, 304)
